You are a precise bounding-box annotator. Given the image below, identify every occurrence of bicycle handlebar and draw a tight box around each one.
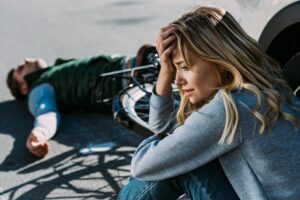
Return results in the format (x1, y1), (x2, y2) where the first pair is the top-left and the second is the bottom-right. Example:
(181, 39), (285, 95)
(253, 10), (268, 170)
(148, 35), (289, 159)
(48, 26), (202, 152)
(99, 64), (156, 77)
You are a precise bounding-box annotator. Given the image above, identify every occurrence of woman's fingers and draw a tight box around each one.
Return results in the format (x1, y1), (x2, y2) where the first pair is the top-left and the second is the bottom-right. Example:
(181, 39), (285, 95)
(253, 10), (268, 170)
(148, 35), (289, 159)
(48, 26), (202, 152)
(160, 43), (177, 62)
(156, 25), (176, 48)
(155, 24), (178, 76)
(156, 33), (176, 58)
(160, 27), (176, 40)
(160, 35), (177, 52)
(160, 24), (174, 31)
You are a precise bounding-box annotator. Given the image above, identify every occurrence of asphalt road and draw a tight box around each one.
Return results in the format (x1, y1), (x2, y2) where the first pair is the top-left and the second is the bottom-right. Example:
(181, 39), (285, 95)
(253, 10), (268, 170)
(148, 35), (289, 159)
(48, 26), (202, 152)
(0, 0), (200, 199)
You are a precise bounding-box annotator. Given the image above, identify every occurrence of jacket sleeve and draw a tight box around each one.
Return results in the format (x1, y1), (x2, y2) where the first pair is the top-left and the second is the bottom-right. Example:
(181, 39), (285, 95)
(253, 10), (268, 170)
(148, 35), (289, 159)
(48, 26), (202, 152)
(28, 83), (61, 140)
(131, 90), (242, 181)
(148, 85), (178, 134)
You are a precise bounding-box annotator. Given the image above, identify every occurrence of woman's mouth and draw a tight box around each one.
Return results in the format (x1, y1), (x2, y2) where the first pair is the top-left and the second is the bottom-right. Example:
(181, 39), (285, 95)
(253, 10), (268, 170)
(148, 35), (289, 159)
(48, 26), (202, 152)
(183, 89), (194, 97)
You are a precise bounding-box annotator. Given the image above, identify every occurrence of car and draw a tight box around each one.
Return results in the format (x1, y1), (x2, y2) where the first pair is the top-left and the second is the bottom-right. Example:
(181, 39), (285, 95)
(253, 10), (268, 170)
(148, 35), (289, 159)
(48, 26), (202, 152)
(216, 0), (300, 97)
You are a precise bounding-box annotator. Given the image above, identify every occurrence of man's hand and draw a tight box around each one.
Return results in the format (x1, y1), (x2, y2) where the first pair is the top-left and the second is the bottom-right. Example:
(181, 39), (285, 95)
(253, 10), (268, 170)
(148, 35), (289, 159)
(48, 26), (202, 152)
(26, 130), (49, 157)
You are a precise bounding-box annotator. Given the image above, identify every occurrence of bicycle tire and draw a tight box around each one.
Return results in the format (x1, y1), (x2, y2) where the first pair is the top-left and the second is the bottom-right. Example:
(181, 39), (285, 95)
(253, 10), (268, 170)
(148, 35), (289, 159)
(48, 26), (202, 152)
(112, 83), (180, 137)
(112, 84), (154, 137)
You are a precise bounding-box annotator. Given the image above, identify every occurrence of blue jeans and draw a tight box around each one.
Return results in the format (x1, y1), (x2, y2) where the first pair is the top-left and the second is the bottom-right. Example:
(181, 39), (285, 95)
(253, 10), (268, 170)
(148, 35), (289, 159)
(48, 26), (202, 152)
(118, 160), (239, 200)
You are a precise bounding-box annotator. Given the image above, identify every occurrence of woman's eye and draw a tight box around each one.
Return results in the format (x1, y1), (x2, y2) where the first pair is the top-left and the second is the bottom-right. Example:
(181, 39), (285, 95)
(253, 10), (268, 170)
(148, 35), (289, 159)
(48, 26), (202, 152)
(181, 66), (188, 71)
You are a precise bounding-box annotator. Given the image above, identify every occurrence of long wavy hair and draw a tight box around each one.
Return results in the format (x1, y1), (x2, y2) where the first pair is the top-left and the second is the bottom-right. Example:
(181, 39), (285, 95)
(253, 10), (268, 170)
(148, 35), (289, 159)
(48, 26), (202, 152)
(171, 6), (300, 144)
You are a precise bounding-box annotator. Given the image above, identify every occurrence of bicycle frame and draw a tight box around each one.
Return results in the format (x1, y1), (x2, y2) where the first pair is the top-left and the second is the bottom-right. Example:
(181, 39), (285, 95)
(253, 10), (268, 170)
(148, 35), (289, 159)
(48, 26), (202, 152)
(99, 63), (159, 94)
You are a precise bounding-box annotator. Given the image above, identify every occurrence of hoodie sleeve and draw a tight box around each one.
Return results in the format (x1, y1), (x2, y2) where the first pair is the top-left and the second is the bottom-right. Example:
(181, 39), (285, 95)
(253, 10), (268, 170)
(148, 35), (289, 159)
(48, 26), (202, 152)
(148, 85), (178, 135)
(28, 83), (61, 140)
(131, 90), (241, 181)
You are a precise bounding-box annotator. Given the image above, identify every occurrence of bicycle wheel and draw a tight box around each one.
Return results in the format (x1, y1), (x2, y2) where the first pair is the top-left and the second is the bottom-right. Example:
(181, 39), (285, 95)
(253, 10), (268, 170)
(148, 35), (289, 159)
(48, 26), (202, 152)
(112, 83), (180, 137)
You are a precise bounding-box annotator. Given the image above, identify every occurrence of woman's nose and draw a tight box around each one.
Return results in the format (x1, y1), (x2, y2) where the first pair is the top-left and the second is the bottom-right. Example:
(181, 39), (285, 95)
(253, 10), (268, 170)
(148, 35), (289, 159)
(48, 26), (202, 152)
(175, 72), (185, 85)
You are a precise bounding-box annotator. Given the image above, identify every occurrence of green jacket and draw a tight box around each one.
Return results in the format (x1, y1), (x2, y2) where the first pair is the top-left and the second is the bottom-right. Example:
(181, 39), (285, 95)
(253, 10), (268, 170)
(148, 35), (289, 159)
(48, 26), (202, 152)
(25, 54), (127, 112)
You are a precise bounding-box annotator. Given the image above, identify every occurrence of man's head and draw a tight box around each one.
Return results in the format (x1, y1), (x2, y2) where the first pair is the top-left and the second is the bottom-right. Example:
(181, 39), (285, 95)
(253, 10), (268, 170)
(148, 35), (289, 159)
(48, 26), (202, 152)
(6, 58), (47, 100)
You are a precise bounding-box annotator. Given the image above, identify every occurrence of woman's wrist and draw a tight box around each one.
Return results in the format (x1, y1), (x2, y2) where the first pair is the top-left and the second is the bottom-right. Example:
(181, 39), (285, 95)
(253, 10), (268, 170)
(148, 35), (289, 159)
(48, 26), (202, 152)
(159, 66), (174, 77)
(155, 71), (173, 96)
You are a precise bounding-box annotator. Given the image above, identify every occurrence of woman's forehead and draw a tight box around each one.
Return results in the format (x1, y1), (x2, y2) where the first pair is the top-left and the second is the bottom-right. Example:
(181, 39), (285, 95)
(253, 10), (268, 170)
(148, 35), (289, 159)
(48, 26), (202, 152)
(171, 48), (184, 65)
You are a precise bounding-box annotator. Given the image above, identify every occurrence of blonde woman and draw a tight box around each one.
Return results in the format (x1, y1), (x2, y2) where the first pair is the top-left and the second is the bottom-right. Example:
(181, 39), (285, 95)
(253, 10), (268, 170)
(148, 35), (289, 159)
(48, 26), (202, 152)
(118, 6), (300, 200)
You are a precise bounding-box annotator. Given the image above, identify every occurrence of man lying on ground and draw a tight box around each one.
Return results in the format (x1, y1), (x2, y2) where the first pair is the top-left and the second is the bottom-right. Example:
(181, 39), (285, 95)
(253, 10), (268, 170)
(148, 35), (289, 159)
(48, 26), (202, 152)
(6, 44), (156, 157)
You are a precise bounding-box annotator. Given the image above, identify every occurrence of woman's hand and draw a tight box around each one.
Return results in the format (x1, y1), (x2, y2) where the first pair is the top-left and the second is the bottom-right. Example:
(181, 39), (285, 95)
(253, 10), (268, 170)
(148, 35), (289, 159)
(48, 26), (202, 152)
(156, 25), (177, 75)
(155, 25), (177, 96)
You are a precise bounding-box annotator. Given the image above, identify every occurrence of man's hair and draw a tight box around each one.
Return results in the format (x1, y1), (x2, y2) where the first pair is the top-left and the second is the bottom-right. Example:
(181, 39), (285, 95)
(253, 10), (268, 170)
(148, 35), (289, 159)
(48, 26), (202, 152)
(6, 69), (27, 100)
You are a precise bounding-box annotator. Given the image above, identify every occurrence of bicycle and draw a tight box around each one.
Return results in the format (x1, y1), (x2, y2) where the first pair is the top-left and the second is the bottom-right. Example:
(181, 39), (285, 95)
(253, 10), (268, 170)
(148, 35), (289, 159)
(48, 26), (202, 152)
(100, 49), (180, 137)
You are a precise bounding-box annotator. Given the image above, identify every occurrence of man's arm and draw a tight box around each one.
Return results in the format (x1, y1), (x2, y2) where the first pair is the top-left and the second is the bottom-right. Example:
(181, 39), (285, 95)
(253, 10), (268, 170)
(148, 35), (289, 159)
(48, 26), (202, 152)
(27, 83), (61, 157)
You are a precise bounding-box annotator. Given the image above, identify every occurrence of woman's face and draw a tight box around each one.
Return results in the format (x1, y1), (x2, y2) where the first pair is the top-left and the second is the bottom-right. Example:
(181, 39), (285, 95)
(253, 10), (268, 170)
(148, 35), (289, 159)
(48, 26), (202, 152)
(171, 47), (220, 104)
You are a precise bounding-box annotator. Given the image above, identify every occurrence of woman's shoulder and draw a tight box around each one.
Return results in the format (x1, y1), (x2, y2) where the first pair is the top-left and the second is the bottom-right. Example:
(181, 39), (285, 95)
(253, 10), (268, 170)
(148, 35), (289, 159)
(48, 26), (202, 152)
(197, 89), (250, 113)
(207, 88), (258, 109)
(230, 88), (259, 108)
(198, 87), (299, 115)
(207, 88), (262, 117)
(230, 87), (300, 114)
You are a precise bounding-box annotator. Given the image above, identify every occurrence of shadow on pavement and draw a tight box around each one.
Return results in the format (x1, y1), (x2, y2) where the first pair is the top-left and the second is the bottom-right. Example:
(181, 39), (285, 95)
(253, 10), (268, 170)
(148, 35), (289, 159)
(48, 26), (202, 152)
(0, 100), (144, 199)
(0, 100), (37, 171)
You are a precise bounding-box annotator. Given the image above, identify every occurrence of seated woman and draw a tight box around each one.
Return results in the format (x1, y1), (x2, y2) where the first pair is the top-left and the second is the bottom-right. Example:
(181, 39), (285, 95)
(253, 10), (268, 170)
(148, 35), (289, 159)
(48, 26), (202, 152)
(119, 6), (300, 200)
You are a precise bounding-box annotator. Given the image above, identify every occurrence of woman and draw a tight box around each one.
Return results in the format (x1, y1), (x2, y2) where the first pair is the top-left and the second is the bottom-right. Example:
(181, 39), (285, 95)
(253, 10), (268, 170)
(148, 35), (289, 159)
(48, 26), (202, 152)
(119, 6), (300, 200)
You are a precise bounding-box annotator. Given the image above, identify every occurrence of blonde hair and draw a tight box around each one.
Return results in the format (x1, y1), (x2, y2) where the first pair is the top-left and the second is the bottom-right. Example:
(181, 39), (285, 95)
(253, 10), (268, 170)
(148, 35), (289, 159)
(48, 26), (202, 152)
(172, 6), (300, 144)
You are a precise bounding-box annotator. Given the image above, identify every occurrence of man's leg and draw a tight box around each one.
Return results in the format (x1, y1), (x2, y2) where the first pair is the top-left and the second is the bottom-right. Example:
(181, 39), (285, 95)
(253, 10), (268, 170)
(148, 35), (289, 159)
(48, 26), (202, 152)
(178, 159), (239, 200)
(118, 177), (184, 200)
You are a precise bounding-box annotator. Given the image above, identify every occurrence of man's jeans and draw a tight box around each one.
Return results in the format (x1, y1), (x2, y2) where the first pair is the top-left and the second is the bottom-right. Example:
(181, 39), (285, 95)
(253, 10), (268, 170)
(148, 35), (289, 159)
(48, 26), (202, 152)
(118, 159), (239, 200)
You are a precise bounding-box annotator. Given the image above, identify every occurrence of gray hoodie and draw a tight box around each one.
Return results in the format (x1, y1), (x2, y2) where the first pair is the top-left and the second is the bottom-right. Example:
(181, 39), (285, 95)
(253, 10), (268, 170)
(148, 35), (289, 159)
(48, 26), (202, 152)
(131, 87), (300, 200)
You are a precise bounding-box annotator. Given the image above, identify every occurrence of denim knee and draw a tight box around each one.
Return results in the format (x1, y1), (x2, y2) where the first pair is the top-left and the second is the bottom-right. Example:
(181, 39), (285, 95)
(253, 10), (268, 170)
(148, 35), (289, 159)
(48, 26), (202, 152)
(178, 160), (239, 200)
(119, 177), (154, 200)
(118, 177), (183, 200)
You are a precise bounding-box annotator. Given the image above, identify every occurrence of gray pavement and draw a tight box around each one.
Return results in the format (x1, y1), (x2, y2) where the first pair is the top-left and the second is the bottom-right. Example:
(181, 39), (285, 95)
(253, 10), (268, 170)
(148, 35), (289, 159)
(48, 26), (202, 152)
(0, 0), (198, 199)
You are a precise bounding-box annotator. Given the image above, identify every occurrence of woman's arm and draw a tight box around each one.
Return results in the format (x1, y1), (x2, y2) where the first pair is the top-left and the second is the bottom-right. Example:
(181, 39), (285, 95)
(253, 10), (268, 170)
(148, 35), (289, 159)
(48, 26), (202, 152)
(148, 85), (177, 134)
(148, 25), (178, 134)
(131, 90), (242, 181)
